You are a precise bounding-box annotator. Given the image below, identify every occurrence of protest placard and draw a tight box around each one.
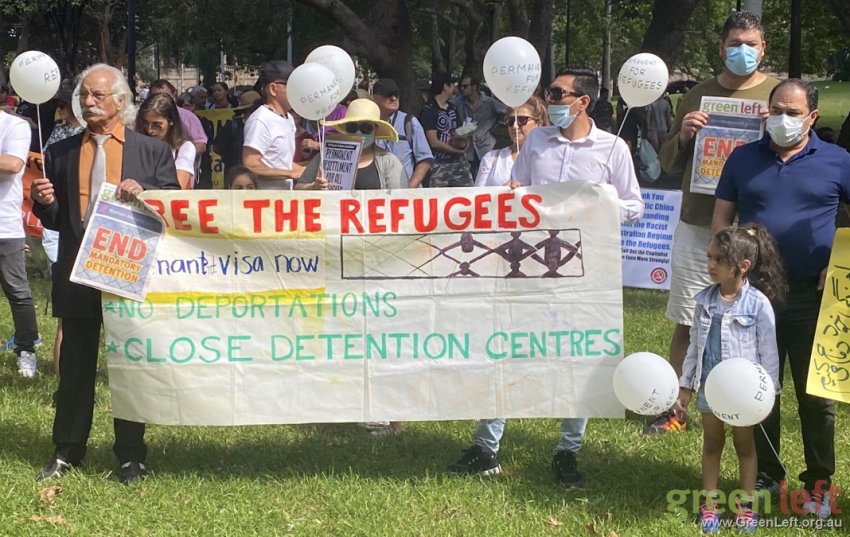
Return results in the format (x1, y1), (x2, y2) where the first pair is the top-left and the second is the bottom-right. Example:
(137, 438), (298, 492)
(690, 96), (766, 195)
(807, 228), (850, 403)
(70, 183), (164, 301)
(103, 183), (626, 425)
(621, 188), (681, 290)
(322, 136), (362, 190)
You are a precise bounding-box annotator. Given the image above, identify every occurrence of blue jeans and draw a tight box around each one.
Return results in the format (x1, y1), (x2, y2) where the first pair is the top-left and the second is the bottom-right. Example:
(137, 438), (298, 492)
(473, 417), (588, 455)
(0, 238), (38, 355)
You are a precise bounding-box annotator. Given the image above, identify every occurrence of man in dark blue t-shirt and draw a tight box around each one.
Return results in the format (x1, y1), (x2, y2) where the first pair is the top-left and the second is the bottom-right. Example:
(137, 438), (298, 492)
(418, 73), (472, 188)
(713, 78), (850, 518)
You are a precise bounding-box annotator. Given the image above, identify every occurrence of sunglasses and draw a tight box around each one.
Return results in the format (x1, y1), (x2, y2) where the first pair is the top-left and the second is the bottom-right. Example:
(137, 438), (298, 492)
(545, 87), (582, 102)
(344, 122), (375, 135)
(505, 115), (536, 127)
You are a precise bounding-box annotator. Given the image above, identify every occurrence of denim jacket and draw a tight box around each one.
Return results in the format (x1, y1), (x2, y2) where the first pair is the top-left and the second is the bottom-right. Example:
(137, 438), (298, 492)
(679, 280), (781, 393)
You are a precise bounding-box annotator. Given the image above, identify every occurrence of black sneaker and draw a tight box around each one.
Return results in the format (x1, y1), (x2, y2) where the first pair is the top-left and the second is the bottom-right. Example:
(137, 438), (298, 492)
(552, 450), (584, 488)
(754, 472), (781, 496)
(36, 458), (73, 482)
(119, 461), (147, 485)
(642, 409), (687, 435)
(446, 445), (502, 476)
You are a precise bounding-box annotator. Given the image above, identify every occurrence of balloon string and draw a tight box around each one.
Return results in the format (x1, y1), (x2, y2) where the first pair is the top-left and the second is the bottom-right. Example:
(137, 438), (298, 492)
(757, 423), (789, 481)
(36, 103), (47, 179)
(513, 109), (520, 155)
(319, 119), (325, 182)
(605, 104), (629, 171)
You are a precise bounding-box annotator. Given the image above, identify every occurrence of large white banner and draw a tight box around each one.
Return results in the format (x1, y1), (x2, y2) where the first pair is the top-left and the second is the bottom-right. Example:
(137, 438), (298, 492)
(621, 189), (682, 290)
(104, 183), (625, 425)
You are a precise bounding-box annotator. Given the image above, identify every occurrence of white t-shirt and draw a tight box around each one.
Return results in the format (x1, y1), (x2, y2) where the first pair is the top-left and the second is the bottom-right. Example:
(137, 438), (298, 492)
(474, 146), (514, 187)
(242, 105), (296, 190)
(173, 140), (197, 189)
(0, 112), (31, 239)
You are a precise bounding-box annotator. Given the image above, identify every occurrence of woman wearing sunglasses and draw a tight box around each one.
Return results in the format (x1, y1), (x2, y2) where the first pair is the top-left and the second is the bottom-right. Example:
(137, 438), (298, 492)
(474, 97), (549, 187)
(298, 99), (409, 190)
(136, 94), (197, 189)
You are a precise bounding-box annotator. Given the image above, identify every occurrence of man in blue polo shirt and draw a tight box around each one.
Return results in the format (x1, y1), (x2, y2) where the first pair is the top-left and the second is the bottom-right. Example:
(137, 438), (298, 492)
(713, 78), (850, 518)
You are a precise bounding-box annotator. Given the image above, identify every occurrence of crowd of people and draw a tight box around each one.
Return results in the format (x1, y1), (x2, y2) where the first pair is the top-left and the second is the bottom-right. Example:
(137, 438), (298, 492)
(1, 9), (849, 532)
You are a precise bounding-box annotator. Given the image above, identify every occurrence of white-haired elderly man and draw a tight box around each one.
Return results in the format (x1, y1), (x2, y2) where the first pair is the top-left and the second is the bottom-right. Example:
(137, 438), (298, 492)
(31, 63), (180, 485)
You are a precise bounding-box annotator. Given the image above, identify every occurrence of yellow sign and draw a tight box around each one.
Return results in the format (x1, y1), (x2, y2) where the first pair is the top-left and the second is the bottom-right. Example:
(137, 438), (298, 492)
(807, 228), (850, 403)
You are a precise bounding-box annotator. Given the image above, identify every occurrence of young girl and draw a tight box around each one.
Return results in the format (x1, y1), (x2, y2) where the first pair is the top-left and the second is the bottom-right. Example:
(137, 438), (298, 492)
(677, 223), (786, 533)
(136, 94), (196, 189)
(225, 165), (258, 190)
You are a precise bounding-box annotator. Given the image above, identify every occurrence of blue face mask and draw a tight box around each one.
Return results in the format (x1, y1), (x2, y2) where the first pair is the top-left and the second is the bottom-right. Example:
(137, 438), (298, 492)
(548, 102), (577, 129)
(724, 44), (760, 76)
(360, 132), (375, 149)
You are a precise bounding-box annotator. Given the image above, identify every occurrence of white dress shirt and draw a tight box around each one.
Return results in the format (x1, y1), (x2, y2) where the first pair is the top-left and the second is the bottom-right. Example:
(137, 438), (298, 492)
(511, 121), (643, 223)
(474, 146), (514, 187)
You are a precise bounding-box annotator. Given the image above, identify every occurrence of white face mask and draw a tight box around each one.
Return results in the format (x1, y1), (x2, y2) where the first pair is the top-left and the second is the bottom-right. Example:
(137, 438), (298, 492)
(766, 113), (811, 148)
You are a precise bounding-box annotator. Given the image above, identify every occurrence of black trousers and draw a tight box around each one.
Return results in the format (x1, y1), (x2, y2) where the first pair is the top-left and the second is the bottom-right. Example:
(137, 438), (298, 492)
(755, 284), (836, 487)
(52, 316), (147, 465)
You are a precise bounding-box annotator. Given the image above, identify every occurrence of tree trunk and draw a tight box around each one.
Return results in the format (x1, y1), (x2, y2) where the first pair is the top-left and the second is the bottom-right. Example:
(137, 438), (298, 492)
(295, 0), (418, 115)
(601, 0), (613, 94)
(16, 14), (35, 53)
(430, 14), (446, 78)
(458, 0), (487, 79)
(46, 2), (85, 76)
(527, 0), (554, 67)
(505, 0), (554, 72)
(639, 0), (700, 67)
(788, 0), (802, 78)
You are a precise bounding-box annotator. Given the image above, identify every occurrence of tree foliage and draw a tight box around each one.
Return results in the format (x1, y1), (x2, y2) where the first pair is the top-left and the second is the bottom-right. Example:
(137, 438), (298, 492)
(2, 0), (850, 92)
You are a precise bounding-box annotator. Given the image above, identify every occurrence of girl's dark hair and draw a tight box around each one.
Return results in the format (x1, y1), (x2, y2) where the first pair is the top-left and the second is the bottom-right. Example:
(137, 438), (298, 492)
(712, 223), (788, 304)
(136, 93), (186, 150)
(225, 165), (258, 189)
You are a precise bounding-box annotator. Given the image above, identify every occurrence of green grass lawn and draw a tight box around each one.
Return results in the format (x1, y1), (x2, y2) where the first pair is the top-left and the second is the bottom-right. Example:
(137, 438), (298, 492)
(812, 80), (850, 132)
(1, 274), (847, 536)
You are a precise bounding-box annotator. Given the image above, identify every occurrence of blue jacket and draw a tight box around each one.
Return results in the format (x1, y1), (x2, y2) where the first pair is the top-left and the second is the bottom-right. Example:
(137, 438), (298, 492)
(679, 280), (781, 393)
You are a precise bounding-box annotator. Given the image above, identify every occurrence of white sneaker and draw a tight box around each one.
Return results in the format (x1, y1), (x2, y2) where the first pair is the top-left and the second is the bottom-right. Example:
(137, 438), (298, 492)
(16, 351), (36, 378)
(360, 421), (393, 436)
(802, 491), (832, 518)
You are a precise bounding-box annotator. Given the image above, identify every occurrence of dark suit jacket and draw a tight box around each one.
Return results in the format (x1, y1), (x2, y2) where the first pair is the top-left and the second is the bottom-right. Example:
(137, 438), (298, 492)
(34, 128), (180, 318)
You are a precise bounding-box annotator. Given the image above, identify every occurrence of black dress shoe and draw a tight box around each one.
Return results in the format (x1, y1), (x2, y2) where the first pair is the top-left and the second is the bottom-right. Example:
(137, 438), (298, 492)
(119, 461), (147, 485)
(36, 458), (72, 482)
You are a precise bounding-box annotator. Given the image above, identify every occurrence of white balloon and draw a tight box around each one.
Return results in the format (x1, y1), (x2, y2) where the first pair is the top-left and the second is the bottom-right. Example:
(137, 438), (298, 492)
(9, 51), (61, 105)
(286, 63), (341, 121)
(483, 36), (541, 107)
(305, 45), (355, 97)
(704, 358), (775, 427)
(617, 53), (669, 108)
(613, 352), (679, 415)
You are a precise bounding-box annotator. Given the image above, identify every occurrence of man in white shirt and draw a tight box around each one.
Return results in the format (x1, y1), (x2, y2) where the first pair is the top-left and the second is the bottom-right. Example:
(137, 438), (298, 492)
(242, 60), (305, 189)
(0, 108), (40, 377)
(510, 69), (643, 223)
(448, 67), (642, 487)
